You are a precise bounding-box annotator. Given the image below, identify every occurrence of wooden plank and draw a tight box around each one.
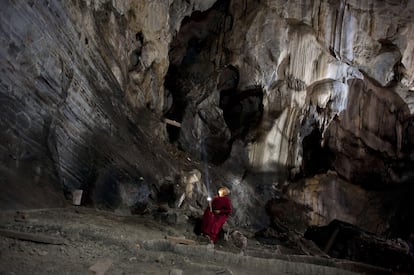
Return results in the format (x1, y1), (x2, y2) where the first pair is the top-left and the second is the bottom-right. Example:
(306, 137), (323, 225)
(165, 235), (196, 245)
(163, 118), (181, 128)
(323, 228), (340, 253)
(0, 229), (66, 245)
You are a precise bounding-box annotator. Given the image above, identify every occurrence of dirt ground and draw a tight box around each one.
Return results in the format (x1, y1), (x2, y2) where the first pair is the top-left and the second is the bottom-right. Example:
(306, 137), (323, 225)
(0, 206), (390, 275)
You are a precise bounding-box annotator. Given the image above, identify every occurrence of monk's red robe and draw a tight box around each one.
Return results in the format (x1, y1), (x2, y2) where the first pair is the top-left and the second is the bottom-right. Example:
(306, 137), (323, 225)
(201, 196), (232, 243)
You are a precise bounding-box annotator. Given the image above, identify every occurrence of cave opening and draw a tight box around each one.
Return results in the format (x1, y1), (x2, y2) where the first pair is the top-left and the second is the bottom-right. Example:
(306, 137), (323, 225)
(164, 65), (187, 142)
(302, 127), (331, 176)
(164, 0), (230, 143)
(219, 87), (264, 140)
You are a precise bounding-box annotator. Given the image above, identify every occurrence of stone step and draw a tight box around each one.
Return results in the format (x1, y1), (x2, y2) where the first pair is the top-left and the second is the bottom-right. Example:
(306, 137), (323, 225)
(142, 239), (392, 275)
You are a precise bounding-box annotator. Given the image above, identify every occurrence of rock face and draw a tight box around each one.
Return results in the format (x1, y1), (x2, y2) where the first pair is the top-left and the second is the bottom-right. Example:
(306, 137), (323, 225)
(287, 172), (385, 234)
(304, 220), (414, 273)
(0, 0), (216, 210)
(1, 0), (414, 238)
(224, 0), (414, 183)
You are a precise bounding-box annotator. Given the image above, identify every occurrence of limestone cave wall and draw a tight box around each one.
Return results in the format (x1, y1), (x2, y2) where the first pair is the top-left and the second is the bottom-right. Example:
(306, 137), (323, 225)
(1, 0), (414, 237)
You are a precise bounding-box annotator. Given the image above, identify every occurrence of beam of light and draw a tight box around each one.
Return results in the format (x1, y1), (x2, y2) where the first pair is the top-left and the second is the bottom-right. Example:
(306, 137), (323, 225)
(201, 124), (211, 199)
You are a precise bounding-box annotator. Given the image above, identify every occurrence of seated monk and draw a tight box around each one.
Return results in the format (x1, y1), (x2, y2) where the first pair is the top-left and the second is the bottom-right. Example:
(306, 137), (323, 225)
(201, 187), (232, 243)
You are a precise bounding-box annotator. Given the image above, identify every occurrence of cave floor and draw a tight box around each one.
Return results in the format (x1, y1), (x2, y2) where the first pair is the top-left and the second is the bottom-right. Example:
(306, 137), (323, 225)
(0, 207), (390, 275)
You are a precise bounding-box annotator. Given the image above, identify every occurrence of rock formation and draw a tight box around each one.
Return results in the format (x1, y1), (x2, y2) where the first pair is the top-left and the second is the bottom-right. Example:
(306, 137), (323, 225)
(1, 0), (414, 240)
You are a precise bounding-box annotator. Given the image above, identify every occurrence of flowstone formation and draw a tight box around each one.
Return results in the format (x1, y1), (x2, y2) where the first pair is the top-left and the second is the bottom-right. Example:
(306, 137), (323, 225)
(1, 0), (414, 243)
(165, 0), (414, 235)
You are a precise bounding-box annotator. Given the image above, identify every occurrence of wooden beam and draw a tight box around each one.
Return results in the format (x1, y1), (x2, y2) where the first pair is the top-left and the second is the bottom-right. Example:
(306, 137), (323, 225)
(163, 118), (181, 128)
(0, 229), (66, 245)
(323, 228), (340, 253)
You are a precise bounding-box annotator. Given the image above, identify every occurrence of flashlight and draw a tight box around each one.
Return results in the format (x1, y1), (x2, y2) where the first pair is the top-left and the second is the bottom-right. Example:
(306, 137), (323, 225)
(207, 197), (212, 202)
(207, 196), (212, 212)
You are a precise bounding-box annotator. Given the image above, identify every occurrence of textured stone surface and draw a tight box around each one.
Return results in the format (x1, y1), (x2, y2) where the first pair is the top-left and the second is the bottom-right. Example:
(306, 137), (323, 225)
(325, 76), (413, 185)
(0, 0), (215, 210)
(287, 172), (385, 234)
(1, 0), (414, 239)
(305, 220), (414, 273)
(217, 0), (414, 230)
(224, 0), (414, 182)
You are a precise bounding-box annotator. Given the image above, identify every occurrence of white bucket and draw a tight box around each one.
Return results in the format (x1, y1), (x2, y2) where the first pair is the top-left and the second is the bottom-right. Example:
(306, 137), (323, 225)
(72, 189), (83, 206)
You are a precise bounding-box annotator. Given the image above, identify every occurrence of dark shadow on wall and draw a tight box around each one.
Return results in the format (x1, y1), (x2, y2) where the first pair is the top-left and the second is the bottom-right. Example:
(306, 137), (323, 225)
(0, 95), (65, 210)
(301, 127), (331, 177)
(381, 182), (414, 239)
(219, 87), (264, 142)
(164, 0), (231, 144)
